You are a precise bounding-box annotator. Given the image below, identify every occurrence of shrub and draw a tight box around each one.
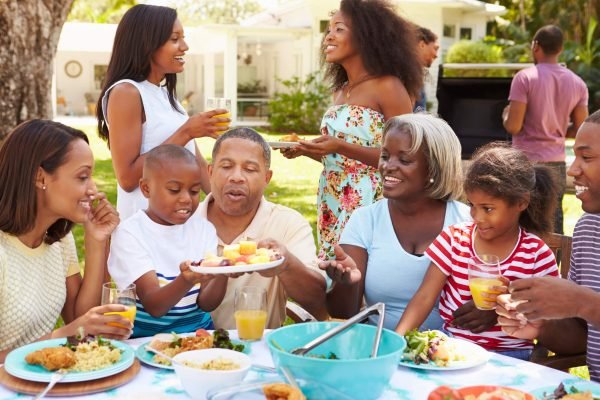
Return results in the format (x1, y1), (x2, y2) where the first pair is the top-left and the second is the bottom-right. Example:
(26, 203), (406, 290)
(268, 72), (330, 134)
(444, 40), (507, 77)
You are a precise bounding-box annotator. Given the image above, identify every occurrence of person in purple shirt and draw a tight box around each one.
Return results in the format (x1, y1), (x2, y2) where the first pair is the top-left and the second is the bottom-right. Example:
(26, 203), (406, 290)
(502, 25), (588, 234)
(496, 110), (600, 381)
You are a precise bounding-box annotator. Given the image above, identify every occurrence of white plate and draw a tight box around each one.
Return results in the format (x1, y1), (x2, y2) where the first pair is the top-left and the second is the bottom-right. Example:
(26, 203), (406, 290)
(267, 142), (299, 149)
(189, 257), (284, 274)
(4, 338), (135, 383)
(398, 337), (490, 371)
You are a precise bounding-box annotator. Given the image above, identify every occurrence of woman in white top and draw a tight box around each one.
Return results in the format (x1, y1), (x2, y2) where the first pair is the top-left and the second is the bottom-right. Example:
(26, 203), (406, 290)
(97, 4), (227, 220)
(0, 120), (130, 362)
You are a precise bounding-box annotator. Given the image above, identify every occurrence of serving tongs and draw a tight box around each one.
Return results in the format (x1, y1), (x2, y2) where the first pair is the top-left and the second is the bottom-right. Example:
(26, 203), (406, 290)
(291, 302), (386, 358)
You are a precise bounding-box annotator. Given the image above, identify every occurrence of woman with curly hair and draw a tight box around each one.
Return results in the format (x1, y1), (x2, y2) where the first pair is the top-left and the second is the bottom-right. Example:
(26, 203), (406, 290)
(283, 0), (422, 260)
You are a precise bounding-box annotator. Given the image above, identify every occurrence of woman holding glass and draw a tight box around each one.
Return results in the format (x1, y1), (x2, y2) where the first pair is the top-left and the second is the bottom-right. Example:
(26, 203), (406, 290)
(0, 120), (130, 362)
(283, 0), (423, 259)
(97, 4), (229, 220)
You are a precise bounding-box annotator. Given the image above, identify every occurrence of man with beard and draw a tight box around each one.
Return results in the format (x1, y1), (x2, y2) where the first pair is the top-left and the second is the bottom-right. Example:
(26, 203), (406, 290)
(199, 128), (327, 329)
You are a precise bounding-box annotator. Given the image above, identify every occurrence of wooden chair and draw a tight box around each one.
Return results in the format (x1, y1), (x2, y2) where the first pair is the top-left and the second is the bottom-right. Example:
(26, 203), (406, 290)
(529, 233), (587, 370)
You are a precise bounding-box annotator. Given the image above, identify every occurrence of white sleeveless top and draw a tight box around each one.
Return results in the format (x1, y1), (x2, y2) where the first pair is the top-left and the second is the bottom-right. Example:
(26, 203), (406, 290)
(102, 79), (196, 220)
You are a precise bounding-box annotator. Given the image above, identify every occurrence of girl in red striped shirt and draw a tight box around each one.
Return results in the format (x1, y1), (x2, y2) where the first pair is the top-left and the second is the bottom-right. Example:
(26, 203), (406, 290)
(396, 142), (560, 360)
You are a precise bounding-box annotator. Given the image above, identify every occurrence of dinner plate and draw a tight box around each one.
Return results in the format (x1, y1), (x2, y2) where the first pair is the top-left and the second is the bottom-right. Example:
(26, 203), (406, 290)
(399, 337), (490, 371)
(4, 338), (135, 383)
(189, 257), (284, 274)
(428, 385), (535, 400)
(530, 379), (600, 399)
(136, 339), (250, 370)
(267, 142), (299, 149)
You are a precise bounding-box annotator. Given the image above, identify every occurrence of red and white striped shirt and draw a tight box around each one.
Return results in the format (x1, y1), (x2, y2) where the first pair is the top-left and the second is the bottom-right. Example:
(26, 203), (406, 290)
(425, 221), (559, 351)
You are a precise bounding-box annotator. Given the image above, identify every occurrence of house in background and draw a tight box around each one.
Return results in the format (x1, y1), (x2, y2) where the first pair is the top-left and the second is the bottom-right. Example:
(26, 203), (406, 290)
(53, 0), (505, 123)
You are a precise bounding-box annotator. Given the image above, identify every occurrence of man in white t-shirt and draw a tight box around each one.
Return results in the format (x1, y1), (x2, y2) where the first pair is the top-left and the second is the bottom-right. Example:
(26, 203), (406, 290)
(201, 128), (327, 329)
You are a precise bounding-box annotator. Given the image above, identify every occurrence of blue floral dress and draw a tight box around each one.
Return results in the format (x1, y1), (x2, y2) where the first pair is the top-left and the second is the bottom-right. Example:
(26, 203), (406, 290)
(317, 104), (385, 260)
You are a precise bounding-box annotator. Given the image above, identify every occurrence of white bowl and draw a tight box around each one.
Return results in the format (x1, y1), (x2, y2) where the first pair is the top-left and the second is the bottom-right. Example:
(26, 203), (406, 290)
(172, 348), (251, 400)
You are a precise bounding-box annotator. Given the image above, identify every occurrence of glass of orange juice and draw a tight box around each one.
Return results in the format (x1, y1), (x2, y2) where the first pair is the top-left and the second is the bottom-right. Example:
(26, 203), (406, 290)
(206, 97), (231, 128)
(468, 255), (502, 310)
(101, 282), (136, 329)
(234, 286), (267, 341)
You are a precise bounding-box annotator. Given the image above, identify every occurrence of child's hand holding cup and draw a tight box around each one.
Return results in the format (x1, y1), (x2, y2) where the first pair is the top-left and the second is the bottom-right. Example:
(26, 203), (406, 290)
(468, 255), (507, 310)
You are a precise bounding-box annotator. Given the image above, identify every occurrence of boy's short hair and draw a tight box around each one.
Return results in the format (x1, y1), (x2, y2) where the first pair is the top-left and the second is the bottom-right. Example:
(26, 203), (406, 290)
(533, 25), (563, 55)
(144, 144), (197, 173)
(212, 127), (271, 168)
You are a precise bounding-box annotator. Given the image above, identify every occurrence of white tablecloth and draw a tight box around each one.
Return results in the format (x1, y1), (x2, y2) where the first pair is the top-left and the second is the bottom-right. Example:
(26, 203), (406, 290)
(1, 332), (598, 400)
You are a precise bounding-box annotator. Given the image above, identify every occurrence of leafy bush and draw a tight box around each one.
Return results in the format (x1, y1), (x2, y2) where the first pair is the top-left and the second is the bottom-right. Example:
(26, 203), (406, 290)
(268, 72), (330, 134)
(444, 40), (507, 77)
(562, 18), (600, 112)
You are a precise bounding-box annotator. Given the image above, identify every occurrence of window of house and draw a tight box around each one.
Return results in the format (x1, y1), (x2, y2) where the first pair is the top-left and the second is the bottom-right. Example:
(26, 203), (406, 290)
(443, 24), (456, 38)
(460, 28), (472, 40)
(94, 65), (108, 90)
(319, 20), (329, 33)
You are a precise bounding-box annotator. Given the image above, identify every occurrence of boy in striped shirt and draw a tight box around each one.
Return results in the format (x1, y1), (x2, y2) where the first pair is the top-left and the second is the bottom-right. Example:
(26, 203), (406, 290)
(109, 145), (226, 337)
(498, 111), (600, 380)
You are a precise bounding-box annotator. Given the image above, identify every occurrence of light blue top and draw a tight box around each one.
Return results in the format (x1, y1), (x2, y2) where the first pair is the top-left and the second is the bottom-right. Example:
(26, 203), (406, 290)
(340, 199), (471, 330)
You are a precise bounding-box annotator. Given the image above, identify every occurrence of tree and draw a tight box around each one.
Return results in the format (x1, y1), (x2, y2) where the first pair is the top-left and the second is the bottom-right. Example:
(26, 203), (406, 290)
(68, 0), (135, 23)
(0, 1), (75, 141)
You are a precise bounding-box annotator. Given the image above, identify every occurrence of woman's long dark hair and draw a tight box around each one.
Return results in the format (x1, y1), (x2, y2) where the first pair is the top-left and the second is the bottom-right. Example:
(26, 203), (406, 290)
(0, 120), (89, 244)
(97, 4), (182, 142)
(321, 0), (423, 99)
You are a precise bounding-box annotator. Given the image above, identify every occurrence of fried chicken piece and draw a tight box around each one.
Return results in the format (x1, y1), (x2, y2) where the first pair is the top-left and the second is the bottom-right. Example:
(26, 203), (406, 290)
(280, 133), (300, 142)
(25, 347), (76, 371)
(263, 383), (306, 400)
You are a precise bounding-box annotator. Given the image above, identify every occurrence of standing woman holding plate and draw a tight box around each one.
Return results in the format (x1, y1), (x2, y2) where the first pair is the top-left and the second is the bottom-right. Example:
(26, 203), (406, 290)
(0, 120), (131, 362)
(97, 4), (228, 221)
(282, 0), (422, 259)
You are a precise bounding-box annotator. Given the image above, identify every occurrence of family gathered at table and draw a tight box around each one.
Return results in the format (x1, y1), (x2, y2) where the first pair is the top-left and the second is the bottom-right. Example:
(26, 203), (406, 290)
(1, 0), (600, 398)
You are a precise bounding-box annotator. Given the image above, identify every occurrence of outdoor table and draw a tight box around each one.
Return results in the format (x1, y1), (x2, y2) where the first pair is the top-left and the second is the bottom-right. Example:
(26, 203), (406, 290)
(1, 331), (599, 399)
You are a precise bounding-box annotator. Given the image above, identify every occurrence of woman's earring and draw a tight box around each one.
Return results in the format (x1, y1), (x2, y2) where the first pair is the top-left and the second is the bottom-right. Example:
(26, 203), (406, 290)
(42, 185), (47, 190)
(429, 178), (434, 183)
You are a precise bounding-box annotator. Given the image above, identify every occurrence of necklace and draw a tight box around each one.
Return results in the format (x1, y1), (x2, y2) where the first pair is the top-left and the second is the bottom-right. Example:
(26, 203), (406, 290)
(344, 74), (375, 99)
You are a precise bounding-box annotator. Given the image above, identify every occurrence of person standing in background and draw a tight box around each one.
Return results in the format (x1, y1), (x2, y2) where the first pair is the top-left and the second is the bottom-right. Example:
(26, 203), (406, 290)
(413, 27), (439, 113)
(282, 0), (422, 260)
(97, 4), (229, 221)
(503, 25), (588, 234)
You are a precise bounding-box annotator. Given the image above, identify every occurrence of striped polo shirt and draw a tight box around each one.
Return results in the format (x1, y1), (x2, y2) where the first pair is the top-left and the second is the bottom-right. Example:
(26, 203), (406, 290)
(133, 271), (213, 337)
(568, 213), (600, 382)
(426, 221), (558, 351)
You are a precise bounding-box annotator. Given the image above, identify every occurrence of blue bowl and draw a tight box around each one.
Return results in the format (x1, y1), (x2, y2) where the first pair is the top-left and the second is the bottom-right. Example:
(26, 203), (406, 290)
(266, 322), (406, 400)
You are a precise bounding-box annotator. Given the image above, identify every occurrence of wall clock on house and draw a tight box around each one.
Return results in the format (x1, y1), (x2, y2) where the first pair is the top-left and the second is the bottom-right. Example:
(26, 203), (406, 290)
(64, 60), (82, 78)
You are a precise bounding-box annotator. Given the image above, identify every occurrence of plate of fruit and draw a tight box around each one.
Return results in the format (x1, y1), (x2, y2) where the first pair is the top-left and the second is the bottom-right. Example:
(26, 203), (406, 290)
(189, 240), (284, 274)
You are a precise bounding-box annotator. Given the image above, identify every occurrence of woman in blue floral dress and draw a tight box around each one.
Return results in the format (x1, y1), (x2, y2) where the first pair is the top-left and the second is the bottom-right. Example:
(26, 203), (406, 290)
(283, 0), (424, 259)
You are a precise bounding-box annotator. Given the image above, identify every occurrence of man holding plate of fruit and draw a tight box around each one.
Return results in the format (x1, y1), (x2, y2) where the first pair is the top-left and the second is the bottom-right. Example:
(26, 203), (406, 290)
(200, 128), (328, 329)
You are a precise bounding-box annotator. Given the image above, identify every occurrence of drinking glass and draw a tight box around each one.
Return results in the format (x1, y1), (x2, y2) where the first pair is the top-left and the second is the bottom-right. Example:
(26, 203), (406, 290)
(234, 286), (267, 341)
(205, 97), (231, 128)
(101, 282), (136, 329)
(468, 255), (502, 310)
